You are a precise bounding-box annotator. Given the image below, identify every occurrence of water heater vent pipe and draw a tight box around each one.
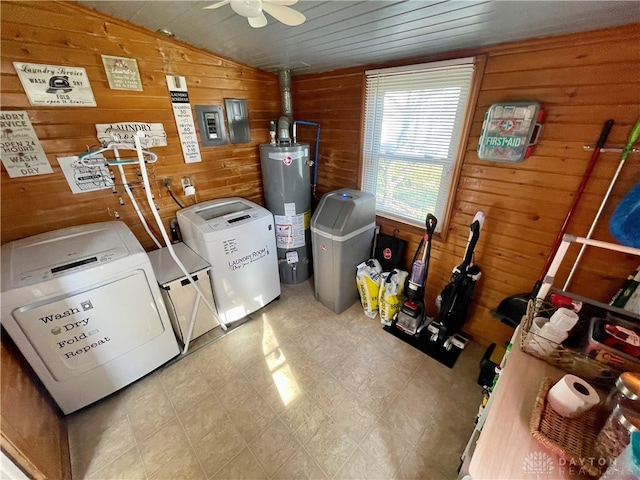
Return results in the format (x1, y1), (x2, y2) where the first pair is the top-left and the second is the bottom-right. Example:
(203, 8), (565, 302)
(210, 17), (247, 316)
(279, 69), (293, 122)
(293, 120), (321, 198)
(277, 116), (291, 143)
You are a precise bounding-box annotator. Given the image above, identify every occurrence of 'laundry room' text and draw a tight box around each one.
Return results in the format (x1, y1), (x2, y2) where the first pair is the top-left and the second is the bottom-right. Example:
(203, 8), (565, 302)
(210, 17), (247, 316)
(227, 246), (269, 271)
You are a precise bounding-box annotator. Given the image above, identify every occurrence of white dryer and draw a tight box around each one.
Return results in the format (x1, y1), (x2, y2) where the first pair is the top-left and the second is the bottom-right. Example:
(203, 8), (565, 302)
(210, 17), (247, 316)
(1, 222), (180, 414)
(177, 197), (281, 324)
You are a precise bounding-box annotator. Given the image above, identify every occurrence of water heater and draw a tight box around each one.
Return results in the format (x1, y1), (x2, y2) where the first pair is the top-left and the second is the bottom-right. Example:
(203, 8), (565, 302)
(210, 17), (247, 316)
(260, 142), (312, 284)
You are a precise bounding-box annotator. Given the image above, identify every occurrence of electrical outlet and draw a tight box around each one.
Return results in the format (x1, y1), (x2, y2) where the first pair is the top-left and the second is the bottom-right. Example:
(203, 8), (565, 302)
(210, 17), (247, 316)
(163, 178), (172, 188)
(181, 177), (191, 194)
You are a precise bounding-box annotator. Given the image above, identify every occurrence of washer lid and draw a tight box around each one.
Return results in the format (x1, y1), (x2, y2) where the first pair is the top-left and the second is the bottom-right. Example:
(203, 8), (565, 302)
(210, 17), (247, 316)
(177, 197), (270, 232)
(195, 199), (252, 221)
(2, 222), (136, 289)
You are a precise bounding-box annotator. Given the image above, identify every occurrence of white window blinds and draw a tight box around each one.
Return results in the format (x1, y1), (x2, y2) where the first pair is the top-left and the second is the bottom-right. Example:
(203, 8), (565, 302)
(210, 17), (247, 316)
(361, 58), (475, 230)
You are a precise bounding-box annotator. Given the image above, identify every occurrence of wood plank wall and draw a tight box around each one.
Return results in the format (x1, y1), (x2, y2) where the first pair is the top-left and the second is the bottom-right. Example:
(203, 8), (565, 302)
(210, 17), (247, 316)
(0, 2), (281, 476)
(293, 23), (640, 347)
(0, 1), (282, 250)
(1, 337), (71, 479)
(0, 4), (638, 348)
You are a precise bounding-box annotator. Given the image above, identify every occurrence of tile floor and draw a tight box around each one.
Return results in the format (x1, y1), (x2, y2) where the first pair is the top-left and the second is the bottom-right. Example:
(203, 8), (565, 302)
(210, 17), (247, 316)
(67, 280), (484, 480)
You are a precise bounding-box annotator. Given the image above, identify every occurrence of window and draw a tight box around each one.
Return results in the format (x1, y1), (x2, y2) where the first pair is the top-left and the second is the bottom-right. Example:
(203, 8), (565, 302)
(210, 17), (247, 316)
(361, 57), (476, 231)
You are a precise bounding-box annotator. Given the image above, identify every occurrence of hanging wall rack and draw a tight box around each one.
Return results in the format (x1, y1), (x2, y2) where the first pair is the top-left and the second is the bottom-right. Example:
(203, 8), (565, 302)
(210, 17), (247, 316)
(583, 145), (640, 154)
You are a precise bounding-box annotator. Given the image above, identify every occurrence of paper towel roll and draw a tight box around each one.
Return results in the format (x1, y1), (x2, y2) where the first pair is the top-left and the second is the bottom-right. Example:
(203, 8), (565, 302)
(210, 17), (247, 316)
(547, 374), (600, 418)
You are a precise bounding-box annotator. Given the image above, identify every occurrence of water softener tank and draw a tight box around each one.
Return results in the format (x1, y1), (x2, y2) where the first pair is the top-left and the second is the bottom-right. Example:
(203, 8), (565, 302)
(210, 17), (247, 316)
(260, 142), (312, 284)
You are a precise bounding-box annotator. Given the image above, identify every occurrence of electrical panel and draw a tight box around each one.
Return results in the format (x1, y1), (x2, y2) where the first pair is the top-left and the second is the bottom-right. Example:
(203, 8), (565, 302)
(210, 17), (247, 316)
(195, 105), (227, 146)
(224, 98), (251, 144)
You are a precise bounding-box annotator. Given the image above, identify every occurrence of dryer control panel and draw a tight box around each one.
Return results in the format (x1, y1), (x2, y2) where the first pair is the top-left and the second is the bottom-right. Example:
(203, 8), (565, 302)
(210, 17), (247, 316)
(2, 222), (135, 288)
(46, 250), (121, 279)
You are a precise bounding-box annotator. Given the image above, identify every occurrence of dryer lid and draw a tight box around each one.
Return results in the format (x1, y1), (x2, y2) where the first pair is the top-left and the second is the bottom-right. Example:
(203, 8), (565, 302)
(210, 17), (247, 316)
(2, 222), (136, 289)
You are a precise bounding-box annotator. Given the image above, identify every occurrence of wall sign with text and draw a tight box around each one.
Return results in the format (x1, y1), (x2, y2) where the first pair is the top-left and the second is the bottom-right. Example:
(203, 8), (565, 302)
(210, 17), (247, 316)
(101, 55), (143, 91)
(58, 155), (114, 194)
(166, 75), (201, 163)
(0, 110), (53, 178)
(13, 62), (97, 107)
(95, 122), (167, 148)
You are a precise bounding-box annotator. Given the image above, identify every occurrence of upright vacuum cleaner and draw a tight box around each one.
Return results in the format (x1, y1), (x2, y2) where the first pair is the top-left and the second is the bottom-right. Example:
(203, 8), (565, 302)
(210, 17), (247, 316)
(427, 211), (485, 350)
(393, 213), (438, 336)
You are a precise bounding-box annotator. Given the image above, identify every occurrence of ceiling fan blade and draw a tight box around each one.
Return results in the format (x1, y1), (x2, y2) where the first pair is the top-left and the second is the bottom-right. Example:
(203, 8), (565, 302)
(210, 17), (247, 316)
(261, 2), (305, 26)
(265, 0), (298, 6)
(248, 12), (268, 28)
(203, 0), (231, 10)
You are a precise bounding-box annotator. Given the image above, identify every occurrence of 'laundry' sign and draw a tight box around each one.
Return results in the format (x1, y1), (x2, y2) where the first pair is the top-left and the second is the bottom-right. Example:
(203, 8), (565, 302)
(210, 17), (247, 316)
(95, 122), (167, 148)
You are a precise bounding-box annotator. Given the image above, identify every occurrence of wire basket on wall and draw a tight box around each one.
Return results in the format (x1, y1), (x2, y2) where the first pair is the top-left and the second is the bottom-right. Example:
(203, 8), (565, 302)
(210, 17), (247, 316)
(520, 298), (640, 389)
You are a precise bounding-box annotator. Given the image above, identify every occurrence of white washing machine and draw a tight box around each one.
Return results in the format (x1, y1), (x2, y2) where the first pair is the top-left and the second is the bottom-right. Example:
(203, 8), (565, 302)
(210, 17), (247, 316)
(1, 221), (180, 414)
(177, 197), (281, 325)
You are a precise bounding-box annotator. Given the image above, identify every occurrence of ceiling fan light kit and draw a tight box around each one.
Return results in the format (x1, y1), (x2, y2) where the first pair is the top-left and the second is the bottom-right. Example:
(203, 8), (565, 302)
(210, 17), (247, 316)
(204, 0), (306, 28)
(230, 0), (262, 18)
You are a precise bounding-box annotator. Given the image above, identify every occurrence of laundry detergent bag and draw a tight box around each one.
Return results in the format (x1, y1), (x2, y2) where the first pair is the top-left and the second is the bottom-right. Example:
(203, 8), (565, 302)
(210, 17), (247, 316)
(379, 269), (408, 325)
(356, 259), (384, 318)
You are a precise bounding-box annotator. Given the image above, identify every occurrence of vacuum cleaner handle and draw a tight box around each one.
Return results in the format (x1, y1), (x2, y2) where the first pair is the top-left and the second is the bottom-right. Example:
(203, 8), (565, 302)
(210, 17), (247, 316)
(471, 211), (485, 232)
(422, 213), (438, 277)
(426, 213), (438, 237)
(462, 211), (484, 268)
(414, 213), (438, 265)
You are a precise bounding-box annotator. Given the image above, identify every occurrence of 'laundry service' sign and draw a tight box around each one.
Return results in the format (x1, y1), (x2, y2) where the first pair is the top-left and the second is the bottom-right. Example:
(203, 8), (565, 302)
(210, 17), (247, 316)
(13, 62), (97, 107)
(0, 110), (53, 177)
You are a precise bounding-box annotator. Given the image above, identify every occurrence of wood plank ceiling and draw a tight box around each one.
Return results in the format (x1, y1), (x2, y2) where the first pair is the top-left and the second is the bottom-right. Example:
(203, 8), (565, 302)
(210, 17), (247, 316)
(77, 0), (640, 75)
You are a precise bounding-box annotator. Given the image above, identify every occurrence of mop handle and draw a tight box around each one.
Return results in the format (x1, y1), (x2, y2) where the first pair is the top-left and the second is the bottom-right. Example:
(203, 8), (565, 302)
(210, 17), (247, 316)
(563, 115), (640, 290)
(531, 119), (614, 298)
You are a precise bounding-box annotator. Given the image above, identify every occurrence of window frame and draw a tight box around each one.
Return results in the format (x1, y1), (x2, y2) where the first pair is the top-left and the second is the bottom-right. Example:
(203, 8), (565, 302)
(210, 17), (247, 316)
(359, 55), (487, 241)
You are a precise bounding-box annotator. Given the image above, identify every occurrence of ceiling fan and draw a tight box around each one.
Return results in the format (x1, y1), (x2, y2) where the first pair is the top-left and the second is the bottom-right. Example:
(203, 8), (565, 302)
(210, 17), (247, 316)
(204, 0), (306, 28)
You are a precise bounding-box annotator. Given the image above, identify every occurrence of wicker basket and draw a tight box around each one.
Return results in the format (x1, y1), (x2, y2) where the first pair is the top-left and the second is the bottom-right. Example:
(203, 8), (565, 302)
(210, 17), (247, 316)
(530, 377), (609, 478)
(520, 298), (634, 389)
